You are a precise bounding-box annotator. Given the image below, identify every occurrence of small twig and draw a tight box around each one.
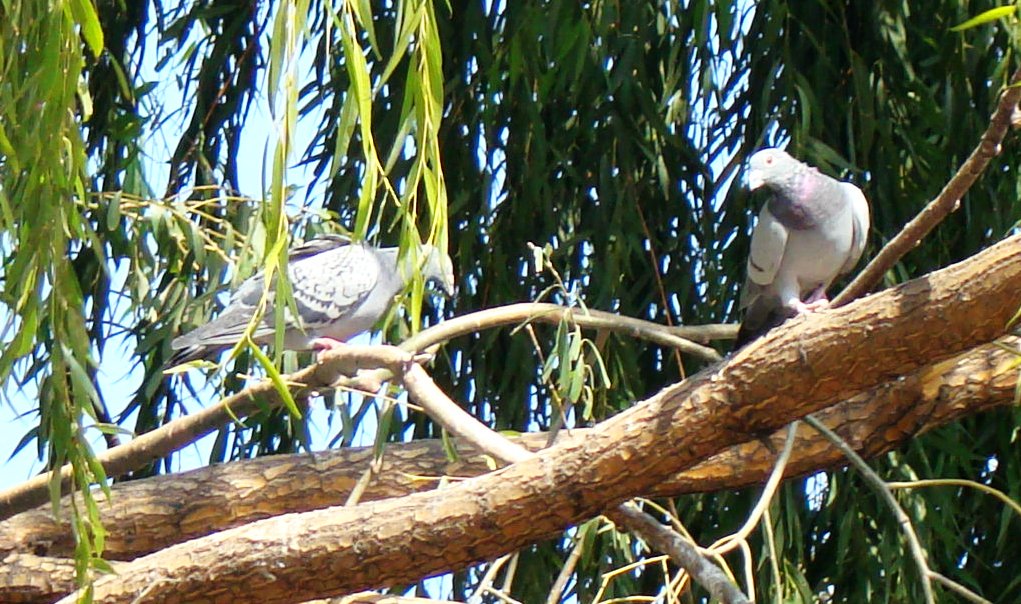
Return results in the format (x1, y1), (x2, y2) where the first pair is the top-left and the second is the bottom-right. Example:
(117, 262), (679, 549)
(402, 364), (530, 464)
(887, 478), (1021, 520)
(479, 586), (523, 604)
(928, 571), (993, 604)
(469, 554), (514, 604)
(499, 552), (520, 597)
(672, 422), (796, 600)
(736, 540), (754, 601)
(802, 414), (935, 604)
(761, 507), (782, 604)
(592, 554), (670, 602)
(634, 199), (686, 377)
(833, 65), (1021, 307)
(398, 302), (727, 361)
(708, 422), (798, 555)
(545, 523), (586, 604)
(522, 323), (569, 447)
(344, 456), (383, 507)
(613, 503), (752, 604)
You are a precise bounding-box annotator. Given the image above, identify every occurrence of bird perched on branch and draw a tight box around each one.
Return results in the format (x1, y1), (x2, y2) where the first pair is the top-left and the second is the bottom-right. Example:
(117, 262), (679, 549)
(167, 235), (456, 367)
(736, 148), (870, 347)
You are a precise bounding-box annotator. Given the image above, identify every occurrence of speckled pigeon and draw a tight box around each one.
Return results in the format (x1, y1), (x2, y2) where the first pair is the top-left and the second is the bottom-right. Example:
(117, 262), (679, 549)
(736, 148), (870, 347)
(167, 235), (455, 367)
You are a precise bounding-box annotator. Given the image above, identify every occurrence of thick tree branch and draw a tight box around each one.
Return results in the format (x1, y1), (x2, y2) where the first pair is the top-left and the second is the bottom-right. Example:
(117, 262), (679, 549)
(0, 345), (414, 521)
(46, 234), (1021, 603)
(832, 65), (1021, 306)
(2, 330), (1015, 600)
(399, 344), (748, 602)
(0, 554), (80, 604)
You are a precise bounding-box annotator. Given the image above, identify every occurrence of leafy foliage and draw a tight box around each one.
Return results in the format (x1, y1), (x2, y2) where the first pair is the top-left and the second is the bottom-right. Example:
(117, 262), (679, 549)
(2, 0), (1020, 601)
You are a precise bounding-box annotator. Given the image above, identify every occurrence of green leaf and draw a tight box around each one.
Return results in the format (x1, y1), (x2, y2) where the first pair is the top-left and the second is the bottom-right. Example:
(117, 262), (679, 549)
(440, 427), (459, 461)
(104, 192), (121, 231)
(372, 401), (395, 461)
(248, 343), (303, 420)
(331, 91), (359, 177)
(950, 6), (1017, 31)
(69, 0), (104, 58)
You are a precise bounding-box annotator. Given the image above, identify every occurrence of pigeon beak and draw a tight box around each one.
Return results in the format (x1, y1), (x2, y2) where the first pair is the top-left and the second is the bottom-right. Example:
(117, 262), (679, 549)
(441, 275), (457, 298)
(748, 169), (765, 191)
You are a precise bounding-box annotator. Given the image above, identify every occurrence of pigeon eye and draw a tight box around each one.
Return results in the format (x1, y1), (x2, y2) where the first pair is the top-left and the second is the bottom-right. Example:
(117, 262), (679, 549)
(765, 156), (774, 165)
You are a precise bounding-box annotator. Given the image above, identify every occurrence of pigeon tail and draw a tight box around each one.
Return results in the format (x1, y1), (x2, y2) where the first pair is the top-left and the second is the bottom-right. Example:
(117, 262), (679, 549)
(164, 343), (228, 369)
(735, 306), (790, 348)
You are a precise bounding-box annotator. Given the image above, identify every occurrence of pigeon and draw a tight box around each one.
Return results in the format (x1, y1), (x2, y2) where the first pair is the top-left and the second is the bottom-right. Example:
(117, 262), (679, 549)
(167, 235), (456, 367)
(735, 148), (870, 347)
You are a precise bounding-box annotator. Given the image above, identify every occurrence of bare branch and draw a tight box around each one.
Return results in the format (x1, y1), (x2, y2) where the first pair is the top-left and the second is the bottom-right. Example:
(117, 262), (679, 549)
(613, 503), (751, 604)
(3, 332), (1018, 604)
(398, 344), (744, 602)
(802, 415), (936, 604)
(4, 332), (1017, 575)
(397, 302), (728, 359)
(707, 422), (798, 556)
(401, 364), (530, 463)
(833, 65), (1021, 306)
(0, 344), (415, 520)
(928, 571), (994, 604)
(545, 535), (584, 604)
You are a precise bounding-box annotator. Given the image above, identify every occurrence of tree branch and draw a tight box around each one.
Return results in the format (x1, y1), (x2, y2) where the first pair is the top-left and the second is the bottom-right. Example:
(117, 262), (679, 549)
(396, 302), (729, 358)
(3, 331), (1016, 581)
(614, 502), (751, 604)
(832, 65), (1021, 306)
(0, 304), (728, 521)
(46, 233), (1021, 604)
(398, 342), (747, 602)
(0, 344), (414, 521)
(803, 415), (936, 603)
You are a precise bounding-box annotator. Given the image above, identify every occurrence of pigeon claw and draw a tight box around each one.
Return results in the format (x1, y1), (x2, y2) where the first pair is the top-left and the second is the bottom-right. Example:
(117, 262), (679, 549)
(792, 298), (830, 314)
(312, 337), (348, 362)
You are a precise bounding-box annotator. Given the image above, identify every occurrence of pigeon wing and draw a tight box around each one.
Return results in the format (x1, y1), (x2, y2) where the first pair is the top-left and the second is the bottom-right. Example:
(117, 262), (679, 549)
(288, 244), (381, 329)
(838, 182), (870, 275)
(167, 239), (378, 366)
(740, 204), (789, 310)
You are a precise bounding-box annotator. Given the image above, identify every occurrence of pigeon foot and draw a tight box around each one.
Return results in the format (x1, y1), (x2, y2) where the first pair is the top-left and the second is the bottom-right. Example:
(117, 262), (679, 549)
(793, 298), (830, 314)
(312, 337), (349, 362)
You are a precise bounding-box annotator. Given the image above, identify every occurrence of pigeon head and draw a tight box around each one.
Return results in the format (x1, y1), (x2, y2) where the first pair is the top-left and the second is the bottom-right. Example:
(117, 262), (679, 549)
(747, 148), (803, 192)
(416, 244), (457, 297)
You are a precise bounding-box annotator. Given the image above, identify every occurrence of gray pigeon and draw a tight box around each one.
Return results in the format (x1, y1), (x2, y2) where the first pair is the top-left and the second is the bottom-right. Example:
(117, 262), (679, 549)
(167, 235), (455, 367)
(736, 148), (869, 346)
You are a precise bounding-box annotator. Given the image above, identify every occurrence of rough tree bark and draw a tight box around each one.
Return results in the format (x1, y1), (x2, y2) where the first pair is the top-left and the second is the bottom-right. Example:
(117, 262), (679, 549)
(2, 334), (1017, 567)
(20, 233), (1015, 603)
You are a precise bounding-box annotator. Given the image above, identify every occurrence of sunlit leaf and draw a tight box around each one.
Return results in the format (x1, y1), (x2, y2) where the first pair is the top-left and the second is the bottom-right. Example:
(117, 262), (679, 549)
(950, 6), (1017, 32)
